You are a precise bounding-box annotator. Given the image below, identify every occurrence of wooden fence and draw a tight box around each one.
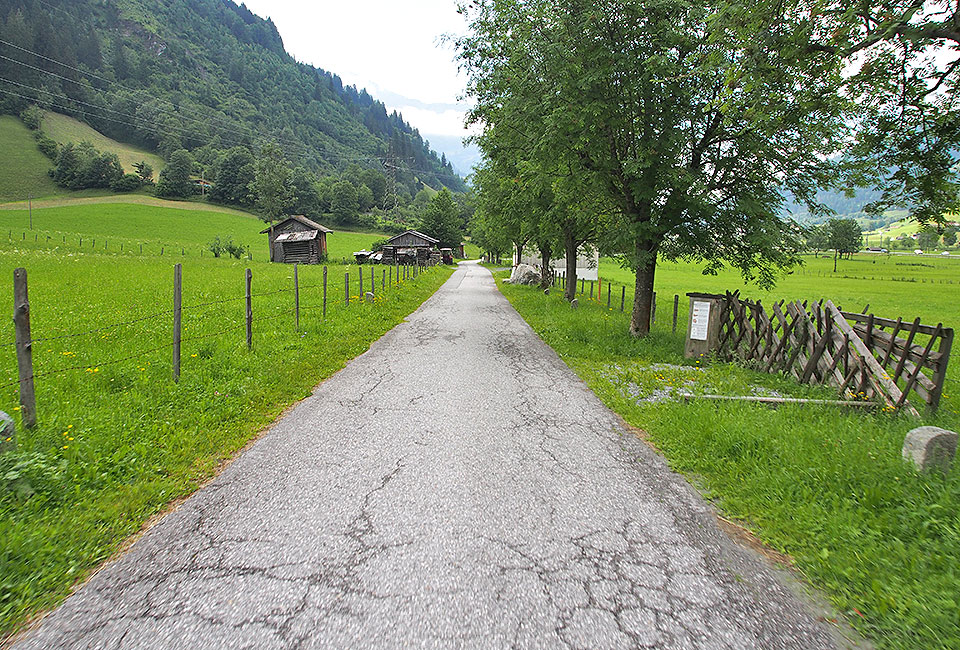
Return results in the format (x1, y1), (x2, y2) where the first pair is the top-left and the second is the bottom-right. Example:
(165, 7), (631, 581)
(714, 291), (953, 417)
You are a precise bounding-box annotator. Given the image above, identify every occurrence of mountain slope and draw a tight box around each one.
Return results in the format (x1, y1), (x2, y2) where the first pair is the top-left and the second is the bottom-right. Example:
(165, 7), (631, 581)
(0, 0), (465, 194)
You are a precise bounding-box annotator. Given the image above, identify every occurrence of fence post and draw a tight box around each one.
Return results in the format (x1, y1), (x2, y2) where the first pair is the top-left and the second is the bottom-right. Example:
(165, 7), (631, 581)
(590, 280), (594, 299)
(172, 263), (182, 383)
(382, 268), (385, 293)
(322, 265), (328, 318)
(371, 266), (375, 295)
(621, 286), (625, 312)
(606, 283), (611, 308)
(294, 263), (300, 331)
(13, 268), (36, 428)
(389, 264), (393, 285)
(359, 264), (364, 295)
(672, 294), (679, 333)
(245, 268), (252, 350)
(580, 278), (584, 294)
(345, 272), (350, 306)
(651, 292), (657, 324)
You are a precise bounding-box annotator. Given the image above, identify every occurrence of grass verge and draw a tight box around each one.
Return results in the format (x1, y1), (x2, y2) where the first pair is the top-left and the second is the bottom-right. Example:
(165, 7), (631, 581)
(0, 246), (451, 637)
(496, 271), (960, 650)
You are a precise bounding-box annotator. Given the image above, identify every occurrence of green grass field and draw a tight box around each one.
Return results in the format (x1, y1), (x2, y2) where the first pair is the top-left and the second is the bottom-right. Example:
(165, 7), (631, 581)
(592, 253), (960, 335)
(497, 255), (960, 650)
(40, 112), (165, 177)
(0, 202), (378, 263)
(0, 200), (451, 637)
(0, 116), (60, 202)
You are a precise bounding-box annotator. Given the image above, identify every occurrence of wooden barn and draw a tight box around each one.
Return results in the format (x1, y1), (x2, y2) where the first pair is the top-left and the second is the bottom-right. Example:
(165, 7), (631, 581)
(260, 215), (333, 264)
(381, 230), (439, 264)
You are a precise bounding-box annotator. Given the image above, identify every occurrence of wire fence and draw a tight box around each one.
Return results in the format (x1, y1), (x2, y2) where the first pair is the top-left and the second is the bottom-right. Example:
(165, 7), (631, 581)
(5, 259), (440, 427)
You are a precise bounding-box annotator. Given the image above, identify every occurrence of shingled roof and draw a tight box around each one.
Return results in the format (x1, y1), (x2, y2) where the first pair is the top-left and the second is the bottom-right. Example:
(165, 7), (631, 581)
(260, 215), (334, 234)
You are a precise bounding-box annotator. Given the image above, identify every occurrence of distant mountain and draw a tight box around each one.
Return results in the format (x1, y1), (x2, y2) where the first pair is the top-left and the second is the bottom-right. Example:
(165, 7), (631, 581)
(0, 0), (466, 194)
(422, 134), (482, 177)
(782, 186), (905, 230)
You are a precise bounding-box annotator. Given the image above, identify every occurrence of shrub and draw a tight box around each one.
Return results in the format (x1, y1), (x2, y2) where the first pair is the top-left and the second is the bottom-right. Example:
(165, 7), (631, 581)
(110, 173), (142, 193)
(19, 105), (44, 130)
(207, 235), (248, 259)
(34, 132), (58, 160)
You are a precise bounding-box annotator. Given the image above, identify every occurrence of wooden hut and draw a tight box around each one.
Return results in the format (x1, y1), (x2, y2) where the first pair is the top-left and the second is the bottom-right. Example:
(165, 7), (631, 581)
(260, 215), (333, 264)
(381, 230), (439, 265)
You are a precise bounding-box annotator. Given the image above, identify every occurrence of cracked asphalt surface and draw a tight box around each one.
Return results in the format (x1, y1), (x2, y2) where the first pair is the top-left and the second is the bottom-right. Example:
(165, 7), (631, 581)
(15, 262), (848, 649)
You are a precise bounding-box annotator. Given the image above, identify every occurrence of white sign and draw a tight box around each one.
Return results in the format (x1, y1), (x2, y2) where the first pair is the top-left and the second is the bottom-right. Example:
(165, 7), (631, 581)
(690, 301), (711, 341)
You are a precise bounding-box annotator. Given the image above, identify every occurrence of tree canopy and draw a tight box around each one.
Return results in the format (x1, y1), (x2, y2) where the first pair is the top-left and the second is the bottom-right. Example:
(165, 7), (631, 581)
(458, 0), (846, 335)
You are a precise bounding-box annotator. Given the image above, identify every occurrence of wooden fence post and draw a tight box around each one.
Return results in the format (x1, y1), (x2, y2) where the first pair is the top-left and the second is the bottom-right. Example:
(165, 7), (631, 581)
(245, 269), (253, 350)
(672, 294), (679, 333)
(651, 292), (657, 324)
(382, 268), (386, 293)
(371, 266), (375, 295)
(606, 283), (611, 308)
(322, 265), (328, 318)
(590, 280), (594, 299)
(345, 272), (350, 305)
(359, 264), (364, 295)
(621, 286), (625, 312)
(13, 268), (36, 428)
(172, 263), (182, 383)
(294, 263), (300, 331)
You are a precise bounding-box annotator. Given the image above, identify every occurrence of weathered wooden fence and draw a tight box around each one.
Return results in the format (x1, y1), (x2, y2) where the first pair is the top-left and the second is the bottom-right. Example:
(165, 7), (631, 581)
(714, 291), (953, 416)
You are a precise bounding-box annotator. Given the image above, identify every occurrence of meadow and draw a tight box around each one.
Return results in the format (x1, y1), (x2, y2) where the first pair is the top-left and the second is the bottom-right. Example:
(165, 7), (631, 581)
(497, 253), (960, 650)
(0, 201), (453, 638)
(0, 116), (60, 202)
(39, 112), (166, 176)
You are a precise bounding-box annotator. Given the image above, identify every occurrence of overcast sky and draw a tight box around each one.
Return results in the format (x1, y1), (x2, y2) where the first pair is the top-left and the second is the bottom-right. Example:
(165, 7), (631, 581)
(240, 0), (473, 140)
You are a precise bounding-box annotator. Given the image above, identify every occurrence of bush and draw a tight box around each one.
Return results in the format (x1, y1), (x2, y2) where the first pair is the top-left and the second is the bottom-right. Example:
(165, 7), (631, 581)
(19, 105), (44, 130)
(34, 132), (58, 160)
(110, 173), (142, 193)
(207, 235), (248, 259)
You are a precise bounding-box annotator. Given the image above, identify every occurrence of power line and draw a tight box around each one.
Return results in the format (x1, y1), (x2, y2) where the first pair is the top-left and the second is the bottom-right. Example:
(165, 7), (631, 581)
(0, 38), (466, 182)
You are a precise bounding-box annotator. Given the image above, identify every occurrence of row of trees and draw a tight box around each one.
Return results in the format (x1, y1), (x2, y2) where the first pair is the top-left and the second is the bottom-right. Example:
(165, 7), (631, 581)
(458, 0), (960, 337)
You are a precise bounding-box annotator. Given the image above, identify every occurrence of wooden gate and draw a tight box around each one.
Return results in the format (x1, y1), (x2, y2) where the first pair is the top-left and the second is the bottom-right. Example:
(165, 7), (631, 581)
(714, 291), (953, 417)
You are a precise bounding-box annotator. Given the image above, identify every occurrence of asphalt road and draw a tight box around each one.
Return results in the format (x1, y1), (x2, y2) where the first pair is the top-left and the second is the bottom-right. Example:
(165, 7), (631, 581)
(15, 262), (851, 649)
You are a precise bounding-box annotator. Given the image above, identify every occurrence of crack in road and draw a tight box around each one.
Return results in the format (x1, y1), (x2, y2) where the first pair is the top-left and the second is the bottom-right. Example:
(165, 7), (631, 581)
(13, 262), (854, 650)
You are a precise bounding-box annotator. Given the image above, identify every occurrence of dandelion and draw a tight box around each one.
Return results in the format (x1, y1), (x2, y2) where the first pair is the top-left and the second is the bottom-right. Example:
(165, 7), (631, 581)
(62, 445), (68, 449)
(191, 354), (197, 358)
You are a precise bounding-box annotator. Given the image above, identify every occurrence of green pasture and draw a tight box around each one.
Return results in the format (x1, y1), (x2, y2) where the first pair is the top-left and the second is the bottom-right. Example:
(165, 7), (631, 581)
(0, 202), (379, 263)
(0, 116), (60, 202)
(0, 215), (449, 636)
(497, 257), (960, 650)
(39, 112), (165, 177)
(591, 253), (960, 336)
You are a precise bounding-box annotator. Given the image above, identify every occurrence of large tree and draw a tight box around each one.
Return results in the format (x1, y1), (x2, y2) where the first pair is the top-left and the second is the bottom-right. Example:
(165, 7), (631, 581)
(156, 149), (195, 199)
(459, 0), (846, 336)
(419, 188), (463, 249)
(250, 141), (296, 222)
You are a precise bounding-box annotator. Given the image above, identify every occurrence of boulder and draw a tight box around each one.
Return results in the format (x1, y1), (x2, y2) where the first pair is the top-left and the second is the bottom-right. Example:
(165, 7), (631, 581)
(508, 264), (541, 286)
(902, 426), (957, 473)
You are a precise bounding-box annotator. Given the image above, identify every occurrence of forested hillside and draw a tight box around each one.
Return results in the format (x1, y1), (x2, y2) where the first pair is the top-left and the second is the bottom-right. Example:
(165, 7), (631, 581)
(0, 0), (466, 205)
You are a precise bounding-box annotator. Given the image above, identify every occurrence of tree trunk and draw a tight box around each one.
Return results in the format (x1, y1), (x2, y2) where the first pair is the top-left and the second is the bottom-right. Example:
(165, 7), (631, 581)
(563, 229), (578, 301)
(538, 241), (553, 289)
(629, 247), (657, 337)
(515, 241), (524, 267)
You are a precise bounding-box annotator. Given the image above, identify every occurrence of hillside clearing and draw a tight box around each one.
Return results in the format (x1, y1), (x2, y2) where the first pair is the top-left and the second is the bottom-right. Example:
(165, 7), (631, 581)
(0, 116), (60, 202)
(39, 112), (165, 176)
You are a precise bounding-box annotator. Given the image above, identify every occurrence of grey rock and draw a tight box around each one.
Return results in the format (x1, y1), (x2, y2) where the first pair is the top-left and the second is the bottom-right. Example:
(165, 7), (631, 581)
(903, 426), (957, 472)
(571, 298), (579, 309)
(509, 263), (541, 286)
(364, 292), (375, 304)
(0, 411), (14, 453)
